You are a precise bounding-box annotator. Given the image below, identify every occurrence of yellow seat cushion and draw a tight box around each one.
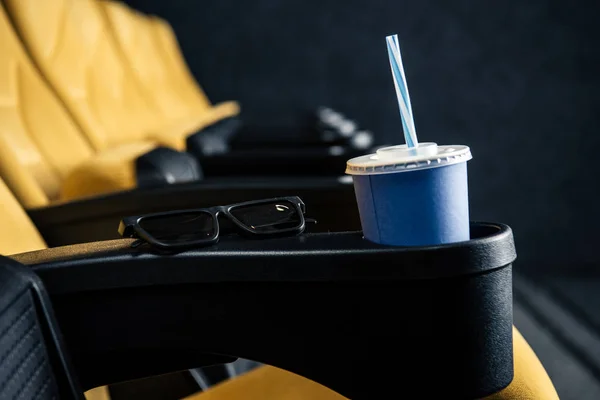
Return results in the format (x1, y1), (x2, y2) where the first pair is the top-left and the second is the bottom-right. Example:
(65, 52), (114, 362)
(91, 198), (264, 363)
(99, 0), (240, 150)
(156, 101), (241, 150)
(60, 141), (156, 202)
(7, 0), (238, 155)
(0, 2), (153, 207)
(3, 0), (162, 151)
(185, 327), (559, 400)
(84, 386), (110, 400)
(0, 177), (47, 255)
(99, 1), (205, 123)
(146, 13), (216, 113)
(0, 2), (94, 207)
(147, 14), (242, 138)
(185, 365), (346, 400)
(486, 327), (559, 399)
(0, 135), (53, 208)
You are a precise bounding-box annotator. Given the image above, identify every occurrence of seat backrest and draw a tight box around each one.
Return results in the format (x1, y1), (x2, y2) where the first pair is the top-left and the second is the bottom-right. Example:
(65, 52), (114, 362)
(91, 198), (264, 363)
(0, 177), (47, 255)
(3, 0), (162, 151)
(0, 4), (95, 208)
(147, 14), (213, 112)
(0, 257), (83, 399)
(99, 1), (199, 123)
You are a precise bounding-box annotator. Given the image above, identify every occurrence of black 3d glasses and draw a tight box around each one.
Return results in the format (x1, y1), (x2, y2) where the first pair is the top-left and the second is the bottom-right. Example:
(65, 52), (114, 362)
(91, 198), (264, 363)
(118, 196), (308, 250)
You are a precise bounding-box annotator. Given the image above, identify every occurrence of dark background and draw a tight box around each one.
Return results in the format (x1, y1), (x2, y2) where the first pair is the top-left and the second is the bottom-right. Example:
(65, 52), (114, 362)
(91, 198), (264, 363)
(125, 0), (599, 272)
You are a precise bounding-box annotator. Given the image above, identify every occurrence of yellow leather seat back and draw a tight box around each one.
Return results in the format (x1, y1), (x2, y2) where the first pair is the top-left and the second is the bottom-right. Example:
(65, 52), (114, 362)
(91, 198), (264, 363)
(0, 4), (95, 208)
(99, 0), (240, 150)
(99, 1), (199, 124)
(147, 14), (243, 133)
(0, 177), (46, 255)
(147, 13), (214, 114)
(3, 0), (162, 151)
(486, 328), (560, 399)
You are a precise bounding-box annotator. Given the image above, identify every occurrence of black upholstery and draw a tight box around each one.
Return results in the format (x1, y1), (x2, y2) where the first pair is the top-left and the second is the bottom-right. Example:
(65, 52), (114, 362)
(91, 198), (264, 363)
(0, 257), (82, 400)
(135, 147), (203, 187)
(186, 117), (242, 157)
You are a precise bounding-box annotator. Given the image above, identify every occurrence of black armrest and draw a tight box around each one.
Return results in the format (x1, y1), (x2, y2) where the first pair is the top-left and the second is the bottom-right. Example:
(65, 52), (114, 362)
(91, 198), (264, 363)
(186, 116), (242, 156)
(135, 147), (202, 186)
(12, 225), (516, 399)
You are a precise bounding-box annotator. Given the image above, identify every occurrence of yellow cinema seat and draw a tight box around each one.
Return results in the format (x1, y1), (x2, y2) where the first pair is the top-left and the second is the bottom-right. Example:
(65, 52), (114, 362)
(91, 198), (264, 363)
(487, 328), (560, 399)
(3, 0), (160, 151)
(148, 14), (239, 130)
(186, 327), (559, 400)
(0, 3), (173, 207)
(4, 0), (237, 154)
(99, 0), (240, 150)
(0, 176), (48, 255)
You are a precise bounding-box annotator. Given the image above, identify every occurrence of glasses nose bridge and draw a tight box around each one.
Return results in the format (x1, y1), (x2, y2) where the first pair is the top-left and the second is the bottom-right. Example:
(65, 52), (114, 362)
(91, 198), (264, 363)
(212, 206), (230, 220)
(212, 208), (240, 232)
(205, 204), (226, 216)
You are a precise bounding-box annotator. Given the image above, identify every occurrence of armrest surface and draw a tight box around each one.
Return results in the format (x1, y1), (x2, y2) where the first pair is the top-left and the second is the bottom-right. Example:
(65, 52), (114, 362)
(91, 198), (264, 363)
(12, 225), (515, 293)
(9, 226), (516, 399)
(11, 239), (136, 266)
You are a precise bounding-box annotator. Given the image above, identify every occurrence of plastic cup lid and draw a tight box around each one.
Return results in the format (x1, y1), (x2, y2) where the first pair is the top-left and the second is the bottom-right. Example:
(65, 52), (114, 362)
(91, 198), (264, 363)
(345, 143), (472, 175)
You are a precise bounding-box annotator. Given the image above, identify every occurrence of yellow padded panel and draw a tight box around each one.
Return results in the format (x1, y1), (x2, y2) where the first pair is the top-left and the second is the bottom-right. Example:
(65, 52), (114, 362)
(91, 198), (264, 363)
(0, 134), (50, 208)
(99, 1), (199, 123)
(147, 15), (214, 112)
(184, 365), (346, 400)
(149, 16), (242, 136)
(156, 101), (241, 150)
(148, 15), (242, 139)
(0, 3), (144, 207)
(186, 327), (559, 400)
(60, 141), (155, 202)
(0, 4), (95, 207)
(0, 177), (46, 255)
(487, 327), (559, 399)
(100, 1), (240, 150)
(84, 386), (110, 400)
(3, 0), (161, 151)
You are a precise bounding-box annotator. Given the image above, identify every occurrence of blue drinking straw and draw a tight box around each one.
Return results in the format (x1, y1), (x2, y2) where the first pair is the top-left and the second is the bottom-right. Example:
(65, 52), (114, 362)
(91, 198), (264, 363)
(386, 34), (418, 148)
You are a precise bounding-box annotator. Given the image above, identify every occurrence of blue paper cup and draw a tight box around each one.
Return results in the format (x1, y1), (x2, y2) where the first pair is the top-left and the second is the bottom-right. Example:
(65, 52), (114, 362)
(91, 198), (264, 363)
(346, 143), (472, 246)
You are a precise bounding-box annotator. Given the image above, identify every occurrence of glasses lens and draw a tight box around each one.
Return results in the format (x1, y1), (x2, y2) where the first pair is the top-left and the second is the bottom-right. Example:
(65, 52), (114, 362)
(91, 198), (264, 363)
(230, 200), (301, 233)
(138, 211), (215, 245)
